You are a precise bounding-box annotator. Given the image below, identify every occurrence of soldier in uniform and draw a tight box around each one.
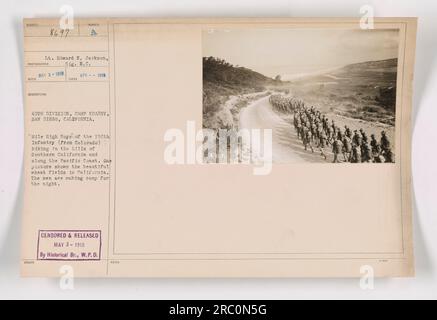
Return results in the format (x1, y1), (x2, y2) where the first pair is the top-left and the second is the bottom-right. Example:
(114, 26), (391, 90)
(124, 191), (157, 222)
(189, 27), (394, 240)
(316, 122), (323, 144)
(302, 126), (308, 147)
(305, 129), (314, 153)
(372, 143), (382, 160)
(296, 121), (302, 139)
(322, 116), (328, 131)
(362, 131), (369, 145)
(295, 117), (302, 139)
(337, 127), (343, 141)
(311, 121), (318, 143)
(344, 125), (352, 138)
(370, 134), (378, 154)
(332, 125), (338, 142)
(342, 134), (352, 162)
(299, 124), (305, 142)
(332, 137), (343, 163)
(380, 130), (391, 152)
(326, 126), (333, 145)
(350, 144), (361, 163)
(361, 142), (371, 162)
(384, 148), (394, 163)
(319, 129), (328, 160)
(352, 130), (362, 147)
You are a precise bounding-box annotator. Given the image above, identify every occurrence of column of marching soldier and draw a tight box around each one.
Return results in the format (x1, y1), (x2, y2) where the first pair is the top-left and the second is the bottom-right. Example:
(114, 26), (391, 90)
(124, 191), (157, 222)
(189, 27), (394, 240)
(269, 94), (394, 163)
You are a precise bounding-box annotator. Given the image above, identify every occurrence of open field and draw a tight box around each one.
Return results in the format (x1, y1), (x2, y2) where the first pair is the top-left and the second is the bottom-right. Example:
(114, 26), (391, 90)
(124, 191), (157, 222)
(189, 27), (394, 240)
(286, 59), (397, 126)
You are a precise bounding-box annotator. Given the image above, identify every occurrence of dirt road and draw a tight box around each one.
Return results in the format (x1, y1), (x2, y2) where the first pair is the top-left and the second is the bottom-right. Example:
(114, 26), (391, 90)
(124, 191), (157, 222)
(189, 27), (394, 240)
(239, 95), (325, 163)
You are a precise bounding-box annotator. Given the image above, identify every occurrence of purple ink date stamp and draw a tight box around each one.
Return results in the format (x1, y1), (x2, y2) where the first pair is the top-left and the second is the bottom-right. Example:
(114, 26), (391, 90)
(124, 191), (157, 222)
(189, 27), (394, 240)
(37, 230), (102, 261)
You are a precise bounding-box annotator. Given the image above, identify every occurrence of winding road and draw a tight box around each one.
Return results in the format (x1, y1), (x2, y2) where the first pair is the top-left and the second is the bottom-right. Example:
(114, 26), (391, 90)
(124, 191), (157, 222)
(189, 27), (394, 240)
(239, 95), (327, 163)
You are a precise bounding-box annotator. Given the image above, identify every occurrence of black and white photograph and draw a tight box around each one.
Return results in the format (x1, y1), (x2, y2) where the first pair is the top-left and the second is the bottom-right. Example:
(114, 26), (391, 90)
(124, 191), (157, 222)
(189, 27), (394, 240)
(202, 28), (399, 163)
(2, 0), (437, 302)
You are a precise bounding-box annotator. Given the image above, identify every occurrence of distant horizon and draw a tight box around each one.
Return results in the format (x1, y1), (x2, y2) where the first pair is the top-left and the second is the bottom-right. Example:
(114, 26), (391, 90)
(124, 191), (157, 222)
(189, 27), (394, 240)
(203, 28), (399, 78)
(203, 55), (398, 80)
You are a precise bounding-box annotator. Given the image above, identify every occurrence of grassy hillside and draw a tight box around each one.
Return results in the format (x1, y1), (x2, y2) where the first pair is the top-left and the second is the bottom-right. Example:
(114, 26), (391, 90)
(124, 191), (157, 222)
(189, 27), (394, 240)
(289, 58), (398, 125)
(203, 57), (280, 117)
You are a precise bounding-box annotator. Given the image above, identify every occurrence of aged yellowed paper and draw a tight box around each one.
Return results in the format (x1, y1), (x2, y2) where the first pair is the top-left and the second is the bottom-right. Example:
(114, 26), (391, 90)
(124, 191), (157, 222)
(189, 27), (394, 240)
(22, 18), (416, 277)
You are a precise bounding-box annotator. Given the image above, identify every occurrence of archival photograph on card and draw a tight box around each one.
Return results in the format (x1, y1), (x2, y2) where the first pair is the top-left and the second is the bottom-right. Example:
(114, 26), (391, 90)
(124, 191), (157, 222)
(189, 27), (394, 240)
(202, 28), (399, 164)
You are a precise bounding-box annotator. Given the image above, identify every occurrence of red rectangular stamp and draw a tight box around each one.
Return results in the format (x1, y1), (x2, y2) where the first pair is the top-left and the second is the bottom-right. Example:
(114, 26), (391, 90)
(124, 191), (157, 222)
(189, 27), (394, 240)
(37, 230), (102, 261)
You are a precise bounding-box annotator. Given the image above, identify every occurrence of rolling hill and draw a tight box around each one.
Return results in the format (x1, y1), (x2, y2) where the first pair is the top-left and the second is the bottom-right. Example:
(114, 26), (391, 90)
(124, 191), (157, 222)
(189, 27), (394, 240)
(203, 57), (282, 116)
(288, 58), (398, 125)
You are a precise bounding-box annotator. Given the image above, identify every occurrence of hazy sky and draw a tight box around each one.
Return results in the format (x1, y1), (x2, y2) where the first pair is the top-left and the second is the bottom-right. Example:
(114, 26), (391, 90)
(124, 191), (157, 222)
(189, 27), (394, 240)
(203, 28), (399, 78)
